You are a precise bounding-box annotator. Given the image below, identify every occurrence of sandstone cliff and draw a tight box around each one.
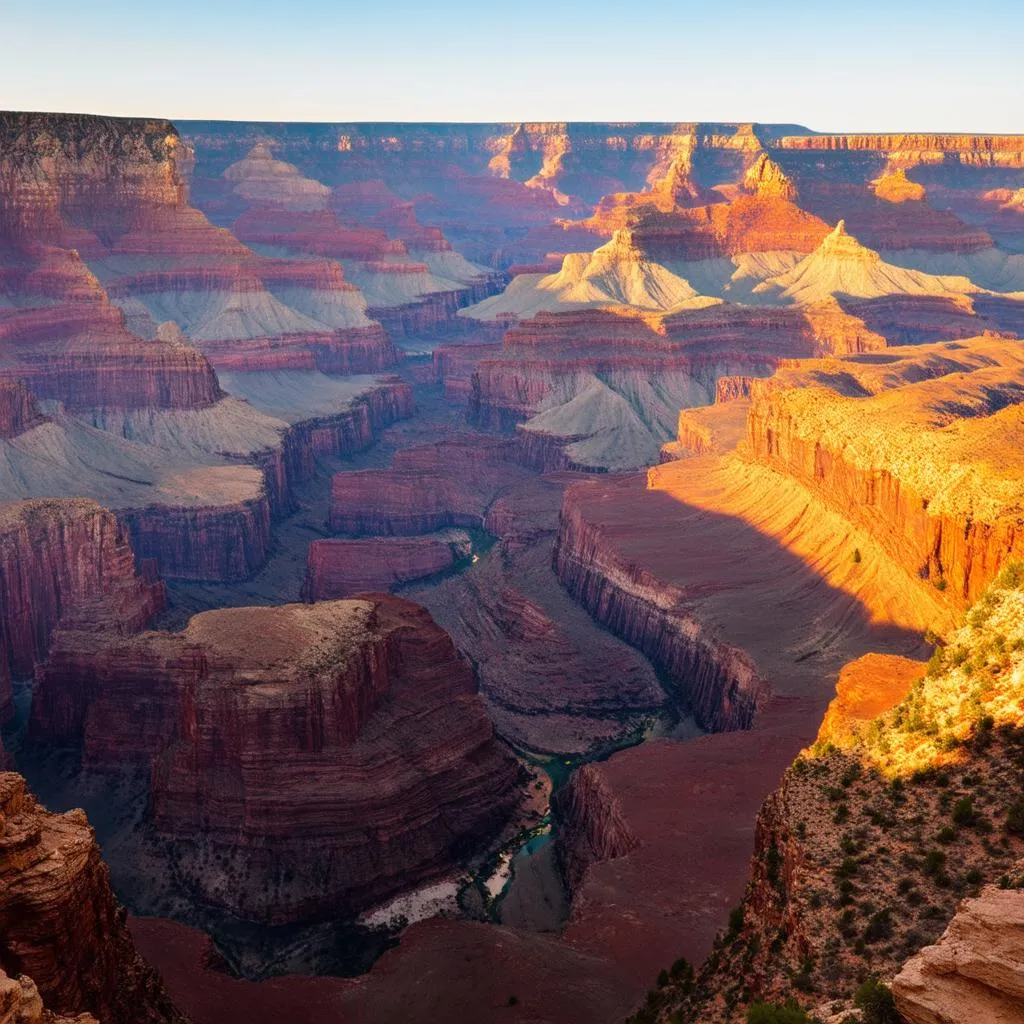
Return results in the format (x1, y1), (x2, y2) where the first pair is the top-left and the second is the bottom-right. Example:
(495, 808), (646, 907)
(0, 772), (185, 1024)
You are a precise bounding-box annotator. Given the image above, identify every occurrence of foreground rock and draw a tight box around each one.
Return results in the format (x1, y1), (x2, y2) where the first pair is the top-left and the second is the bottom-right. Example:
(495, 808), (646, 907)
(0, 967), (98, 1024)
(32, 596), (521, 925)
(0, 773), (184, 1024)
(893, 884), (1024, 1024)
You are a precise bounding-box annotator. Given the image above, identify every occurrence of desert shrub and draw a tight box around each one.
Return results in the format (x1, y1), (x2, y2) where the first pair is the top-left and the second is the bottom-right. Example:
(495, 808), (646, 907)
(996, 561), (1024, 589)
(1005, 799), (1024, 838)
(747, 1000), (809, 1024)
(952, 797), (976, 827)
(863, 909), (894, 943)
(853, 548), (862, 563)
(854, 978), (899, 1024)
(729, 905), (745, 934)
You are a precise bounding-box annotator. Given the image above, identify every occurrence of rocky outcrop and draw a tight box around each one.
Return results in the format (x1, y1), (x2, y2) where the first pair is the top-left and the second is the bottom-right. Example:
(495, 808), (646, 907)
(0, 300), (223, 412)
(0, 499), (163, 718)
(553, 764), (639, 891)
(0, 966), (98, 1024)
(465, 305), (820, 471)
(303, 532), (471, 599)
(330, 436), (533, 535)
(893, 885), (1024, 1024)
(118, 495), (271, 582)
(0, 773), (185, 1024)
(873, 167), (927, 203)
(0, 381), (45, 438)
(31, 597), (521, 926)
(743, 154), (797, 201)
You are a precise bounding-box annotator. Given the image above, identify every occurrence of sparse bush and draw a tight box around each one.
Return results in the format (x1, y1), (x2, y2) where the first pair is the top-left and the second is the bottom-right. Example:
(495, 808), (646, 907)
(1005, 799), (1024, 838)
(952, 797), (976, 827)
(747, 999), (809, 1024)
(863, 909), (894, 943)
(853, 548), (862, 564)
(854, 978), (900, 1024)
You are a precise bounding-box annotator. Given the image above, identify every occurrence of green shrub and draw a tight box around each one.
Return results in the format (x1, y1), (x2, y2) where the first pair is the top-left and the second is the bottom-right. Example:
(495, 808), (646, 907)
(952, 797), (976, 827)
(863, 909), (894, 943)
(747, 999), (809, 1024)
(1005, 799), (1024, 838)
(854, 978), (900, 1024)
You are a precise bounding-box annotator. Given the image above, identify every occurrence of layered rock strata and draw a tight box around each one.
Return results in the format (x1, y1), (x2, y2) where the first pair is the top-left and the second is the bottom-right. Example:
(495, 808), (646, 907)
(0, 499), (163, 719)
(31, 597), (521, 925)
(746, 335), (1024, 604)
(0, 773), (184, 1024)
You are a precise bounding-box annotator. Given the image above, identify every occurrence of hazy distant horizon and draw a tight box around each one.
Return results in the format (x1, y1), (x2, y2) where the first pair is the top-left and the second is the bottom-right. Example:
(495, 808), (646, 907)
(6, 0), (1022, 131)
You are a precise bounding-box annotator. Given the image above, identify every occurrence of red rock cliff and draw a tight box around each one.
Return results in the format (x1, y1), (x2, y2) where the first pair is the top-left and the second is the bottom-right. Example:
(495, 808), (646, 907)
(0, 499), (163, 719)
(0, 772), (185, 1024)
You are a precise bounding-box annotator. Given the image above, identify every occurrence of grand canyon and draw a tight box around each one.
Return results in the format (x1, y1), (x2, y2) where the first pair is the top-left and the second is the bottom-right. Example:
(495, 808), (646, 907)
(0, 106), (1022, 1024)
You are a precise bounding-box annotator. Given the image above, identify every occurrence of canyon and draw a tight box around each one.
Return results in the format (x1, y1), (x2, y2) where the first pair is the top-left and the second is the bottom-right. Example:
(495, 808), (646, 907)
(1, 110), (1023, 1024)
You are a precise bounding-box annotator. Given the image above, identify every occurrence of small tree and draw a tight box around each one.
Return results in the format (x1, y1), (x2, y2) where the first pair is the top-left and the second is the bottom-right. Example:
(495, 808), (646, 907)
(854, 978), (899, 1024)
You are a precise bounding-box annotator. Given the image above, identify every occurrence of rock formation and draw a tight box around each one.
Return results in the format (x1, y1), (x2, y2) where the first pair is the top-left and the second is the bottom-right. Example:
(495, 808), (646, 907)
(873, 167), (927, 203)
(752, 220), (984, 305)
(0, 772), (185, 1024)
(893, 884), (1024, 1024)
(31, 597), (521, 925)
(303, 531), (472, 599)
(746, 334), (1024, 604)
(0, 498), (163, 719)
(0, 967), (98, 1024)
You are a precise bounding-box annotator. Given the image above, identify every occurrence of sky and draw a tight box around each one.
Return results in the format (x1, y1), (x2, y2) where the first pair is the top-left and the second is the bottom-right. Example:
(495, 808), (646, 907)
(4, 0), (1023, 130)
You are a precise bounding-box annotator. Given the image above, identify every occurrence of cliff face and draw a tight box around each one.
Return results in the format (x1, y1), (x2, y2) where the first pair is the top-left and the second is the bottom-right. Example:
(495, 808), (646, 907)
(31, 597), (521, 926)
(553, 764), (639, 891)
(118, 495), (272, 582)
(553, 488), (763, 733)
(745, 335), (1024, 604)
(303, 532), (471, 600)
(0, 499), (163, 717)
(0, 772), (185, 1024)
(329, 436), (535, 535)
(0, 380), (45, 438)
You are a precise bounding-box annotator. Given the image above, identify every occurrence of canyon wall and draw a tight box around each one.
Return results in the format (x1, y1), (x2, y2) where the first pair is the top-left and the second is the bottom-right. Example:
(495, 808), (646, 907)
(745, 336), (1024, 604)
(0, 499), (163, 717)
(553, 490), (764, 732)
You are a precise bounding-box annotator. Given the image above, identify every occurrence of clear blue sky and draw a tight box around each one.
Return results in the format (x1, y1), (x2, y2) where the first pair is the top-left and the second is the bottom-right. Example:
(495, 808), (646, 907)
(5, 0), (1022, 129)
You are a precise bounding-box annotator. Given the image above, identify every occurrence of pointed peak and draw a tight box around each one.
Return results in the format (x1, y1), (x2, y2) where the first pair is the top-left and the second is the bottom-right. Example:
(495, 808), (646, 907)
(832, 219), (848, 237)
